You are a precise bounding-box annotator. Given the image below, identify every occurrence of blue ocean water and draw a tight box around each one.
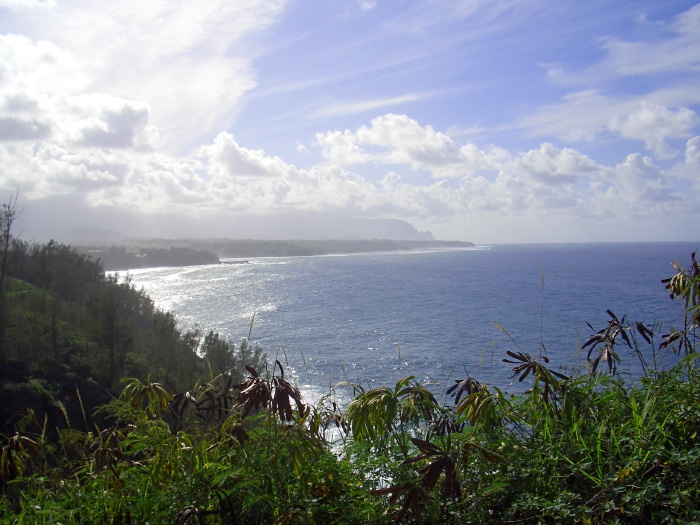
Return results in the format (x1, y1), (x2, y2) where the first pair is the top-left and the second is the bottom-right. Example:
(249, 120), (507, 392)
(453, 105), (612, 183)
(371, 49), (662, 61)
(126, 242), (698, 402)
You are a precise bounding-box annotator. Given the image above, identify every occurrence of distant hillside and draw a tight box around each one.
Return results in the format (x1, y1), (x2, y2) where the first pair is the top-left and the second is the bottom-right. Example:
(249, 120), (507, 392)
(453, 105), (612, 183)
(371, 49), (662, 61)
(18, 202), (437, 243)
(204, 239), (473, 258)
(78, 245), (220, 271)
(79, 239), (475, 269)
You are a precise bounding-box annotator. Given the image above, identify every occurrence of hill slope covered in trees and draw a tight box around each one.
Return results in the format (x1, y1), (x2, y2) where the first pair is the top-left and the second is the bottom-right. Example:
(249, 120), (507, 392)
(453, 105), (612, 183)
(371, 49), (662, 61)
(0, 237), (264, 439)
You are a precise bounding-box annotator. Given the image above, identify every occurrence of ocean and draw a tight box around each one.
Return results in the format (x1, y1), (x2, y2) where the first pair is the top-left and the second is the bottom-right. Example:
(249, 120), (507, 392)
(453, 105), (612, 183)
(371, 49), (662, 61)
(125, 242), (698, 403)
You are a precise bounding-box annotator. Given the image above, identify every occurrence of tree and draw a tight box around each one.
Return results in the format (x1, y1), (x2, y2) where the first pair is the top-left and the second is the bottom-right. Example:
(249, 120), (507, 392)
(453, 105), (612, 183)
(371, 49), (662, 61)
(201, 330), (234, 374)
(0, 191), (20, 362)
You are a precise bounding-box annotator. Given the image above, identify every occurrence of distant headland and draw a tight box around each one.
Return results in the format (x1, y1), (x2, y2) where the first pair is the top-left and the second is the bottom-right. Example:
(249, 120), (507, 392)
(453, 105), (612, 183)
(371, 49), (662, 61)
(78, 239), (476, 271)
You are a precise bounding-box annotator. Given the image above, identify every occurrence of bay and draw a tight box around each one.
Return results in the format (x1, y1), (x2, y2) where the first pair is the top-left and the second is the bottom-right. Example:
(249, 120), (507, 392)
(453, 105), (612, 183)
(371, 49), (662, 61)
(125, 242), (698, 403)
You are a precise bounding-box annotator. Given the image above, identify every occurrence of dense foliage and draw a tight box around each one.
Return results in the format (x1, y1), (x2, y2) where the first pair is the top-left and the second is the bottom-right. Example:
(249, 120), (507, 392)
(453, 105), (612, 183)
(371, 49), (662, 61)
(0, 231), (265, 445)
(1, 230), (699, 523)
(0, 238), (262, 391)
(79, 245), (221, 271)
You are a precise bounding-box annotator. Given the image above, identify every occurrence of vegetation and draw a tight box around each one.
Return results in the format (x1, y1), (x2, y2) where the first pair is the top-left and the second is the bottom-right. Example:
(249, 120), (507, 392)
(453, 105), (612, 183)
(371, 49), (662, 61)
(0, 233), (265, 441)
(77, 245), (221, 271)
(77, 238), (476, 266)
(0, 210), (698, 522)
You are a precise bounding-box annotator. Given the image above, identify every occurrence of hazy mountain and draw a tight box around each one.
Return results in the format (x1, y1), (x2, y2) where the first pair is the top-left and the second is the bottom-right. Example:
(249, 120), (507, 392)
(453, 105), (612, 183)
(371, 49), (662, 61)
(225, 213), (435, 241)
(17, 198), (435, 243)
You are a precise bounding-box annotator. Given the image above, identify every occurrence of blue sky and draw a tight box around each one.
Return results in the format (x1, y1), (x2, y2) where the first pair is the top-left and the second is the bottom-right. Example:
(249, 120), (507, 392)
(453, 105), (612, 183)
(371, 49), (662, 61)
(1, 0), (699, 243)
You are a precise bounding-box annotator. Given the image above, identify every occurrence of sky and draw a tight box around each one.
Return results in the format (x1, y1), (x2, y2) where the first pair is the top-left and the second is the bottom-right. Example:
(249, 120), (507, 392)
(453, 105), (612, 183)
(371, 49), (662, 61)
(1, 0), (700, 243)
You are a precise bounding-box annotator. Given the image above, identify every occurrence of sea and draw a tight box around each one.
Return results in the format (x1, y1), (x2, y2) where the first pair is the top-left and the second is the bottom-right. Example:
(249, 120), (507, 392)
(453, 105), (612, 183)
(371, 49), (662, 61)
(123, 242), (698, 405)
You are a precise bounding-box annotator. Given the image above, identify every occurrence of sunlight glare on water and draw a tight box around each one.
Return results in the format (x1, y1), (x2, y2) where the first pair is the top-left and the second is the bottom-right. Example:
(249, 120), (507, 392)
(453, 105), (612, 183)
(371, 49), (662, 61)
(125, 243), (697, 404)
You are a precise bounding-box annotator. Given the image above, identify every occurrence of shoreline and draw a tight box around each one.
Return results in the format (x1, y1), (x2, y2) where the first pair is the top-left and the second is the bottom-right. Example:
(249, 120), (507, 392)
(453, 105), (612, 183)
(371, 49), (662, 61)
(87, 238), (475, 271)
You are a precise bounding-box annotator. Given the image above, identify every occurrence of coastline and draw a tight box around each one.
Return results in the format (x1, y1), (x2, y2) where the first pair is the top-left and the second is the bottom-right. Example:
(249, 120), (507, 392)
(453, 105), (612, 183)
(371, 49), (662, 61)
(83, 238), (475, 271)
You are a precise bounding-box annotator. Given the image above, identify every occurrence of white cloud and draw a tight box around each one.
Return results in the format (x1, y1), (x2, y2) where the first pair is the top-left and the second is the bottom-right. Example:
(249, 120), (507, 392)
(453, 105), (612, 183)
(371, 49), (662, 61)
(0, 116), (49, 140)
(200, 132), (295, 180)
(315, 129), (370, 165)
(196, 132), (382, 213)
(311, 93), (425, 119)
(0, 0), (55, 9)
(0, 34), (93, 94)
(684, 136), (700, 167)
(307, 113), (700, 230)
(544, 4), (700, 84)
(1, 114), (697, 242)
(302, 113), (694, 231)
(666, 136), (700, 188)
(0, 142), (126, 199)
(514, 90), (612, 142)
(611, 154), (678, 203)
(502, 142), (602, 185)
(517, 93), (700, 159)
(519, 4), (700, 155)
(1, 0), (699, 244)
(4, 1), (287, 153)
(0, 35), (160, 150)
(608, 103), (699, 159)
(599, 4), (700, 78)
(316, 113), (497, 177)
(68, 101), (158, 150)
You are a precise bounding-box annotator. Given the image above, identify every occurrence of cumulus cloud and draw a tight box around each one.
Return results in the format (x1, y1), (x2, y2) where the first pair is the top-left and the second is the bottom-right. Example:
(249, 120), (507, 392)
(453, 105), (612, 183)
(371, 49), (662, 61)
(0, 117), (50, 140)
(312, 115), (695, 229)
(196, 132), (383, 214)
(14, 0), (287, 153)
(502, 142), (603, 186)
(684, 136), (700, 167)
(0, 98), (697, 241)
(0, 35), (160, 151)
(450, 143), (608, 216)
(609, 103), (699, 159)
(200, 132), (295, 180)
(665, 136), (700, 187)
(316, 114), (497, 177)
(612, 154), (678, 203)
(5, 112), (682, 232)
(517, 93), (700, 161)
(71, 103), (158, 150)
(0, 34), (92, 94)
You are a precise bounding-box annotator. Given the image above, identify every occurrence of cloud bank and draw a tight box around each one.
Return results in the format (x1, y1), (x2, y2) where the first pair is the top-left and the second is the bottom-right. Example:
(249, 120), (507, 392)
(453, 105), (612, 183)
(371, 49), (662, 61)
(0, 1), (698, 243)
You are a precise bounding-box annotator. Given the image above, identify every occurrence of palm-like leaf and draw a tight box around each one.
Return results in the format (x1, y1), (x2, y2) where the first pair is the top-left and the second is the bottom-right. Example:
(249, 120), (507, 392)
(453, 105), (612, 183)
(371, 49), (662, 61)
(661, 251), (700, 354)
(271, 360), (305, 421)
(405, 437), (462, 499)
(195, 374), (237, 422)
(343, 376), (437, 443)
(455, 385), (499, 426)
(503, 351), (569, 404)
(236, 367), (271, 418)
(446, 376), (482, 405)
(582, 310), (631, 375)
(0, 432), (39, 483)
(120, 375), (172, 416)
